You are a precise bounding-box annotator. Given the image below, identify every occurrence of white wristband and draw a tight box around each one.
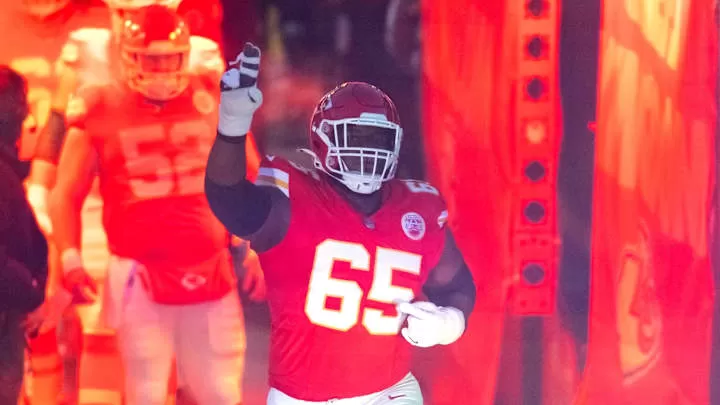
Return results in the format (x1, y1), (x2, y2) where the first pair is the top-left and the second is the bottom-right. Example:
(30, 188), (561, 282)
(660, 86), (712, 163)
(61, 248), (83, 275)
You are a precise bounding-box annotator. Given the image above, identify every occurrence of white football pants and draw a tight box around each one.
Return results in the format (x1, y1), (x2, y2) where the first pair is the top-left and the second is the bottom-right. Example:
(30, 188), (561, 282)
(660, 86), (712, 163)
(267, 373), (423, 405)
(103, 256), (246, 405)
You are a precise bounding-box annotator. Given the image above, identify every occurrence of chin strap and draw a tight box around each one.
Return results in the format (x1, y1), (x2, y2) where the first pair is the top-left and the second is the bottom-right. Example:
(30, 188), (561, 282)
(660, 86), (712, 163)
(298, 148), (321, 168)
(298, 148), (382, 194)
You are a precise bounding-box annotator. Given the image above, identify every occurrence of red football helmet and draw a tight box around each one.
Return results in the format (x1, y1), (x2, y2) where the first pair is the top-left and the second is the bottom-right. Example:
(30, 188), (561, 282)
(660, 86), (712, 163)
(103, 0), (182, 39)
(307, 82), (403, 194)
(119, 5), (190, 101)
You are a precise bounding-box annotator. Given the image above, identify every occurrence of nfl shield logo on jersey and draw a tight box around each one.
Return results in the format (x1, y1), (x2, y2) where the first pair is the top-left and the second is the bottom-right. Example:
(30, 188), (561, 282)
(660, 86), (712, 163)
(401, 212), (426, 241)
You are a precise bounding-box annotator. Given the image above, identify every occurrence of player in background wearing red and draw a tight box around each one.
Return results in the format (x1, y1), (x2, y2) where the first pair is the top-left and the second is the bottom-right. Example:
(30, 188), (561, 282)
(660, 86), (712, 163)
(205, 43), (476, 404)
(34, 1), (262, 403)
(32, 0), (262, 298)
(49, 6), (252, 405)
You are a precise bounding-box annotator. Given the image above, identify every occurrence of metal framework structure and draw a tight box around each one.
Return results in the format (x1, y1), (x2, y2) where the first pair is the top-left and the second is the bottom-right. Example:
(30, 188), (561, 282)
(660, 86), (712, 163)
(511, 0), (560, 315)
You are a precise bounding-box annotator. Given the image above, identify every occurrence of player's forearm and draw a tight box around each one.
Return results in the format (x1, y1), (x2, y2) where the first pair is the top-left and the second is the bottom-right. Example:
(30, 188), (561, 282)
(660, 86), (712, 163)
(205, 132), (275, 237)
(206, 132), (249, 185)
(204, 165), (272, 238)
(27, 160), (58, 190)
(48, 193), (83, 253)
(423, 263), (476, 322)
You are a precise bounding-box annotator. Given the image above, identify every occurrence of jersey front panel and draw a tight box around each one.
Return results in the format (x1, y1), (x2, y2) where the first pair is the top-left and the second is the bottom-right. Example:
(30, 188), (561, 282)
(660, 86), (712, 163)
(255, 157), (447, 401)
(0, 4), (108, 160)
(75, 74), (232, 304)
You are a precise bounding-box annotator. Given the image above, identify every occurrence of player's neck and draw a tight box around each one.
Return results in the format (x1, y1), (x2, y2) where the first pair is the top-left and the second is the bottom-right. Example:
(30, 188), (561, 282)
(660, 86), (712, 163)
(330, 179), (384, 217)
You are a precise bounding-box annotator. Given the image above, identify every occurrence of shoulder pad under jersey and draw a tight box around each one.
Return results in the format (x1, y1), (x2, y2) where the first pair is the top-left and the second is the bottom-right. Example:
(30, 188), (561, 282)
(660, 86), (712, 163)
(63, 28), (111, 65)
(61, 28), (113, 85)
(397, 179), (449, 231)
(190, 36), (224, 79)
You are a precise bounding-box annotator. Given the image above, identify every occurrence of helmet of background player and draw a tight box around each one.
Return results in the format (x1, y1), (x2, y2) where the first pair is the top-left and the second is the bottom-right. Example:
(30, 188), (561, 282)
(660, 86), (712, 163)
(119, 5), (190, 101)
(0, 66), (29, 148)
(21, 0), (71, 19)
(307, 82), (403, 195)
(102, 0), (182, 39)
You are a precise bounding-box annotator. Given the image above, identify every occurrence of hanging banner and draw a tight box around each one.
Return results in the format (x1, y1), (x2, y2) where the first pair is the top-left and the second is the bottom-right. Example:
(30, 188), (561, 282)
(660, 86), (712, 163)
(579, 0), (716, 404)
(420, 1), (519, 404)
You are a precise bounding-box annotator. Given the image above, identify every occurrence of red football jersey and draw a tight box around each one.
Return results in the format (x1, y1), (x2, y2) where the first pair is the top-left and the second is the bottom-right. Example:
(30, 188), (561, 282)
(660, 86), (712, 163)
(255, 156), (448, 400)
(0, 3), (108, 160)
(67, 69), (235, 304)
(61, 28), (261, 182)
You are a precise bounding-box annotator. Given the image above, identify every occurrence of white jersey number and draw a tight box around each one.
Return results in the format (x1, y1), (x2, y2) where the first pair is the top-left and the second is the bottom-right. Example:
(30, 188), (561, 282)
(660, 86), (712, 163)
(118, 120), (214, 199)
(304, 240), (422, 335)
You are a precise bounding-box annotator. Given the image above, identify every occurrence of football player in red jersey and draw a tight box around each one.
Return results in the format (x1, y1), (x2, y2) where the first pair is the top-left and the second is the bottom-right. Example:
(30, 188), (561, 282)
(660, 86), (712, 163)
(24, 0), (238, 236)
(49, 6), (248, 405)
(205, 43), (477, 404)
(31, 0), (262, 297)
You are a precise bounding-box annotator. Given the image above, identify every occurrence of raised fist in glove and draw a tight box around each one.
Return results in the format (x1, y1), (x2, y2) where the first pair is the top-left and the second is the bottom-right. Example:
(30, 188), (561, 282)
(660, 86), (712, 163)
(219, 42), (263, 136)
(397, 301), (466, 348)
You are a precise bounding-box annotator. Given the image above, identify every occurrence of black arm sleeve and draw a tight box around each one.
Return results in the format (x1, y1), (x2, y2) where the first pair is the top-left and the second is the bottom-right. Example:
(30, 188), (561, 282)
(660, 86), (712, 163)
(33, 110), (66, 163)
(422, 229), (477, 322)
(423, 262), (476, 322)
(204, 177), (272, 236)
(205, 175), (291, 252)
(205, 131), (292, 251)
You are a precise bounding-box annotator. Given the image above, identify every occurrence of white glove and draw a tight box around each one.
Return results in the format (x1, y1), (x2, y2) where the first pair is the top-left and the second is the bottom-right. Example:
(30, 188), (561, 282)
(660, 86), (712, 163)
(219, 42), (264, 136)
(397, 301), (466, 348)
